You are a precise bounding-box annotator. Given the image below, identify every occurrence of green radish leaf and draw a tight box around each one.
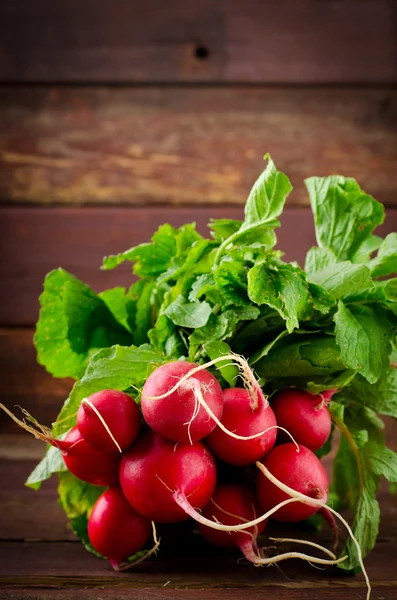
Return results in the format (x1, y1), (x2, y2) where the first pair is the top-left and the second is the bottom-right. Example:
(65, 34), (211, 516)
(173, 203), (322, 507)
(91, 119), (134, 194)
(248, 261), (312, 332)
(34, 269), (133, 380)
(102, 223), (178, 274)
(363, 442), (397, 482)
(305, 247), (338, 276)
(25, 444), (67, 490)
(369, 233), (397, 278)
(164, 296), (212, 328)
(305, 175), (384, 261)
(99, 287), (135, 334)
(214, 155), (292, 264)
(352, 235), (383, 264)
(204, 341), (239, 387)
(308, 262), (373, 300)
(334, 302), (392, 384)
(347, 366), (397, 418)
(208, 218), (243, 242)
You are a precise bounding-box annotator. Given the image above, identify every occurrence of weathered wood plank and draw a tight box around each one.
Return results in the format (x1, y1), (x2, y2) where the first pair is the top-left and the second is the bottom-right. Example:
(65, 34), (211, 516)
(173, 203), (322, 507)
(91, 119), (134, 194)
(0, 329), (72, 432)
(0, 537), (396, 589)
(2, 590), (396, 600)
(0, 87), (396, 206)
(1, 206), (397, 327)
(0, 1), (396, 83)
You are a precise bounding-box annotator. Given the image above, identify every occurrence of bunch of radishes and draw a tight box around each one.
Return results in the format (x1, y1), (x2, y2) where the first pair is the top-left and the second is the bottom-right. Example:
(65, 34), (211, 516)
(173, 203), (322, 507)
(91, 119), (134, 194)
(2, 354), (367, 586)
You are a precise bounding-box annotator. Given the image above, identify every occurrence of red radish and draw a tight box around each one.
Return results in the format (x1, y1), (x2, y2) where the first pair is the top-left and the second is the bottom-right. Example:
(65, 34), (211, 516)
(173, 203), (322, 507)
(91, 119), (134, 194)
(206, 388), (277, 466)
(271, 389), (333, 451)
(77, 390), (140, 452)
(119, 430), (216, 523)
(256, 444), (328, 522)
(198, 483), (266, 556)
(59, 426), (121, 486)
(0, 404), (120, 486)
(88, 486), (151, 569)
(141, 361), (224, 443)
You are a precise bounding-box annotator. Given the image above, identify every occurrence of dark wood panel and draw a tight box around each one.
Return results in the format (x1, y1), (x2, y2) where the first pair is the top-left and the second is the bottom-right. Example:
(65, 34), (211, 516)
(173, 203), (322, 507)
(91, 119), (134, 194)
(0, 1), (396, 83)
(0, 535), (395, 588)
(2, 591), (396, 600)
(0, 329), (72, 432)
(1, 87), (397, 206)
(1, 206), (397, 327)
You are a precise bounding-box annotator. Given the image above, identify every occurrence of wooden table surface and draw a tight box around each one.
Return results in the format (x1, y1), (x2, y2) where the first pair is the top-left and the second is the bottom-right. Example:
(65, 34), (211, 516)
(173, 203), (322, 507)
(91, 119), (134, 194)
(1, 435), (396, 600)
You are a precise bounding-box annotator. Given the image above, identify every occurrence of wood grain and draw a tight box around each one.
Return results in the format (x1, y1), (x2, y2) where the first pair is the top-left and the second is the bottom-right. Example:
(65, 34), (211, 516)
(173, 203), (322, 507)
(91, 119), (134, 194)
(2, 591), (396, 600)
(1, 206), (397, 327)
(0, 329), (72, 433)
(1, 87), (397, 207)
(0, 1), (396, 83)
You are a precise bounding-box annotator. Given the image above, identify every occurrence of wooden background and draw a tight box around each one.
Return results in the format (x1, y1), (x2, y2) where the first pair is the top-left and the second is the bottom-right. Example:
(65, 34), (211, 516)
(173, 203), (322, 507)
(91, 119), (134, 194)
(0, 1), (397, 598)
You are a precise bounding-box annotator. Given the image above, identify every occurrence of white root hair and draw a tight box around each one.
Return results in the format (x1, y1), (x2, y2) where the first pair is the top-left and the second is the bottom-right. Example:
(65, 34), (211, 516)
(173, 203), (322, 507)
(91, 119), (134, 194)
(81, 398), (122, 453)
(111, 521), (160, 571)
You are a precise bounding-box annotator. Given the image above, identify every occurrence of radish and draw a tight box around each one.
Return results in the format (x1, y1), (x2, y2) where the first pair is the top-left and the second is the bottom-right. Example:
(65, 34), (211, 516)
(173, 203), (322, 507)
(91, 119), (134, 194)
(271, 388), (334, 451)
(141, 354), (284, 446)
(59, 426), (121, 486)
(119, 430), (217, 523)
(141, 361), (224, 443)
(0, 405), (120, 486)
(197, 483), (266, 555)
(256, 443), (328, 522)
(88, 486), (155, 570)
(77, 390), (141, 452)
(206, 387), (277, 466)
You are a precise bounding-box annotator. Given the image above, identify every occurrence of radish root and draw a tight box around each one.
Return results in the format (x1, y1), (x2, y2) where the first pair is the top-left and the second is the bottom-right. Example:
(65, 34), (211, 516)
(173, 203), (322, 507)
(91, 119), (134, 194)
(110, 521), (160, 571)
(239, 537), (347, 567)
(0, 403), (57, 446)
(256, 462), (371, 600)
(268, 537), (337, 560)
(145, 353), (266, 410)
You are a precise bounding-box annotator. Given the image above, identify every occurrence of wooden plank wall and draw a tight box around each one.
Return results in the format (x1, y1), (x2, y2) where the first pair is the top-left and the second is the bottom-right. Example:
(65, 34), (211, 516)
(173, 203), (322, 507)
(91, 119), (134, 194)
(0, 0), (396, 433)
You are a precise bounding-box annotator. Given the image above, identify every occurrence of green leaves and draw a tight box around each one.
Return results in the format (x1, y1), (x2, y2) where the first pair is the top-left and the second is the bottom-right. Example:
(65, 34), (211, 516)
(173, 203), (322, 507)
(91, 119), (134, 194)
(242, 155), (293, 229)
(305, 175), (384, 261)
(25, 445), (66, 490)
(164, 297), (212, 328)
(102, 223), (179, 274)
(363, 442), (397, 483)
(214, 155), (292, 263)
(248, 260), (332, 333)
(309, 262), (373, 300)
(334, 302), (392, 383)
(331, 402), (395, 570)
(34, 269), (133, 379)
(369, 233), (397, 277)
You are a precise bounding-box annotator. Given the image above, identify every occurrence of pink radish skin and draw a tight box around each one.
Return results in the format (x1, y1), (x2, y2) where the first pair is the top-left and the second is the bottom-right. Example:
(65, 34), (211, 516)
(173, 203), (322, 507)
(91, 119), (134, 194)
(141, 361), (224, 443)
(206, 388), (277, 466)
(256, 444), (328, 522)
(77, 390), (141, 452)
(119, 430), (216, 523)
(198, 483), (266, 556)
(59, 426), (121, 486)
(271, 389), (333, 451)
(88, 486), (151, 569)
